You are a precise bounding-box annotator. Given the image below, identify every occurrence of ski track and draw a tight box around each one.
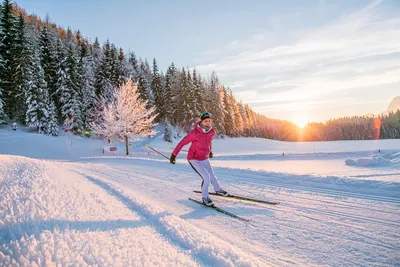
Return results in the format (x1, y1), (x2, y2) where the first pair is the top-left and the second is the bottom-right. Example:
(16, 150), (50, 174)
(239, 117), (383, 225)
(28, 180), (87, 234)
(75, 161), (400, 231)
(222, 175), (400, 204)
(75, 171), (270, 266)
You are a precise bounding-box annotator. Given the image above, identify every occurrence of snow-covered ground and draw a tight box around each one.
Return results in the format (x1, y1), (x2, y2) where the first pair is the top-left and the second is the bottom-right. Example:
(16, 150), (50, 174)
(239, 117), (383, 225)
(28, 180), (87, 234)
(0, 126), (399, 266)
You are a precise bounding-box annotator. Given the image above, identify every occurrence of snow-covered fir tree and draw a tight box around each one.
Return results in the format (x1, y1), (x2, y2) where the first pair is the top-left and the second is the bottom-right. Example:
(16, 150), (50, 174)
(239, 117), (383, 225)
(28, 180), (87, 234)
(109, 44), (119, 88)
(0, 0), (17, 119)
(164, 62), (178, 122)
(117, 48), (131, 87)
(11, 13), (30, 123)
(54, 37), (67, 119)
(94, 40), (113, 102)
(192, 69), (204, 115)
(60, 42), (83, 132)
(137, 59), (153, 109)
(163, 118), (175, 142)
(46, 98), (59, 136)
(206, 72), (225, 134)
(186, 70), (197, 121)
(25, 49), (49, 133)
(128, 52), (139, 82)
(39, 25), (58, 117)
(151, 58), (164, 122)
(231, 91), (243, 136)
(222, 87), (235, 136)
(76, 37), (97, 130)
(173, 68), (190, 129)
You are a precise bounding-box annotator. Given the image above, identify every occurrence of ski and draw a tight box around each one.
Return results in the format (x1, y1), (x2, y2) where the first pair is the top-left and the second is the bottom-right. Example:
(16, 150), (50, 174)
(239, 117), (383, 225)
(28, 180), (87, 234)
(193, 191), (279, 205)
(188, 198), (250, 222)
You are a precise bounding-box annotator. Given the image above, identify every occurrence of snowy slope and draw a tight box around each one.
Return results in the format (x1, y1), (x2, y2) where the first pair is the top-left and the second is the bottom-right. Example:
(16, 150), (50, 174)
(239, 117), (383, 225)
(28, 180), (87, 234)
(1, 127), (399, 266)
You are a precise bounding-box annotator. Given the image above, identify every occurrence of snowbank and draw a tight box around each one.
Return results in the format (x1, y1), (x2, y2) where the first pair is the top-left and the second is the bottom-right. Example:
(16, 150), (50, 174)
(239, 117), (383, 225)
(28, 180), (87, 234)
(345, 152), (400, 168)
(0, 155), (197, 266)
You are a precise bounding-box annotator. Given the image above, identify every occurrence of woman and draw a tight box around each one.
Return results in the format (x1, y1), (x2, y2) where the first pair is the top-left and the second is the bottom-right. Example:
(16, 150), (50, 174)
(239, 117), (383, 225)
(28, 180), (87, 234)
(170, 112), (228, 206)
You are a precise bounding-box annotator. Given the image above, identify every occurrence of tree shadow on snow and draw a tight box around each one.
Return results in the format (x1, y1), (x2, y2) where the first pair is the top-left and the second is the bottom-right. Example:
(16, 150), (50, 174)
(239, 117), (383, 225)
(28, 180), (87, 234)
(0, 218), (146, 245)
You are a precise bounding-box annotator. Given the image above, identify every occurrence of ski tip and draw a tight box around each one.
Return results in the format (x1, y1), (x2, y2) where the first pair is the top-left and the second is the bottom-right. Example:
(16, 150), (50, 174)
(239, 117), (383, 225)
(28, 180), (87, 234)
(145, 144), (149, 147)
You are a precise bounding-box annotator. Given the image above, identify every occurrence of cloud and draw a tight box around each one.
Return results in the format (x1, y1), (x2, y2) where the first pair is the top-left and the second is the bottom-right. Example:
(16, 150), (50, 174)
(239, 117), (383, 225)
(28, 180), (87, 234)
(194, 0), (400, 121)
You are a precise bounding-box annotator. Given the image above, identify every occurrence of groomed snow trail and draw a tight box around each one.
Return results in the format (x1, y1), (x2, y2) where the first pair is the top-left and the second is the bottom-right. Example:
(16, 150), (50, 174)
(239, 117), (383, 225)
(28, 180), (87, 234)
(71, 157), (400, 266)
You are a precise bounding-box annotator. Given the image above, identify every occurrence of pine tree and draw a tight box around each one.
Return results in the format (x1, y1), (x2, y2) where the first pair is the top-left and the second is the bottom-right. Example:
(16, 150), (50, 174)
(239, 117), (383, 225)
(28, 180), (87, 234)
(174, 68), (193, 129)
(144, 59), (154, 106)
(0, 2), (4, 123)
(129, 52), (139, 82)
(186, 70), (196, 118)
(164, 118), (175, 142)
(109, 43), (119, 88)
(0, 81), (4, 123)
(192, 69), (204, 114)
(46, 99), (58, 136)
(244, 104), (256, 136)
(12, 13), (30, 123)
(222, 87), (234, 136)
(78, 39), (97, 130)
(0, 0), (17, 119)
(94, 40), (113, 102)
(231, 91), (243, 136)
(0, 92), (4, 123)
(25, 49), (48, 133)
(61, 43), (83, 132)
(55, 37), (68, 118)
(238, 101), (248, 135)
(206, 72), (225, 134)
(151, 58), (164, 122)
(164, 62), (177, 122)
(91, 37), (102, 68)
(39, 25), (58, 117)
(137, 59), (153, 109)
(117, 48), (131, 87)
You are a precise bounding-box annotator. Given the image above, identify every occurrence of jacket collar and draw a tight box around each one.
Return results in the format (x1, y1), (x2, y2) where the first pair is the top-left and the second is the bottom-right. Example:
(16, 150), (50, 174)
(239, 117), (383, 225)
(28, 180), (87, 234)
(196, 123), (213, 134)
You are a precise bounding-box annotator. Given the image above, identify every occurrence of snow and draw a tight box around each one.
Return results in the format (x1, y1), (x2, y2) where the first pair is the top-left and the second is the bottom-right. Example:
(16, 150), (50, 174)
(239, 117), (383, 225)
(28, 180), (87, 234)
(1, 126), (399, 266)
(345, 151), (400, 168)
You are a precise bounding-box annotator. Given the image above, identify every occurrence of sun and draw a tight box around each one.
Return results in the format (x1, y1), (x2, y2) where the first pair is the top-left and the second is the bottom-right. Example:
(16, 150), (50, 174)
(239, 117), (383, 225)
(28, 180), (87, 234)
(292, 115), (309, 128)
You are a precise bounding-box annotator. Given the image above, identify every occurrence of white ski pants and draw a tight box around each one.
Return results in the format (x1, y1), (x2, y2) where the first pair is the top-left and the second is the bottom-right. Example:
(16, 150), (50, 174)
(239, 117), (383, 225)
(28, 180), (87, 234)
(189, 159), (221, 198)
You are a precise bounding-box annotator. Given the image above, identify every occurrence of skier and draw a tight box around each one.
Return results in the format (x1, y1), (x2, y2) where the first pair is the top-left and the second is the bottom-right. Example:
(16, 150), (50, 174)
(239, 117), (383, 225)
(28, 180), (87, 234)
(170, 111), (228, 206)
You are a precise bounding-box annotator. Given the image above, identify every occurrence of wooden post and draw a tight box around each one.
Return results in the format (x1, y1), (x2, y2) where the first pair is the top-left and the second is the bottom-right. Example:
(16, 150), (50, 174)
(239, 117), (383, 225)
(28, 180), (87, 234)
(125, 135), (129, 155)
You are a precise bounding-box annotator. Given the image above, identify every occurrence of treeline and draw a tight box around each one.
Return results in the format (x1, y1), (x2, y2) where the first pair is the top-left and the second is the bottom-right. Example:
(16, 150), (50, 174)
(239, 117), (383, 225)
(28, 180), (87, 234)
(257, 111), (400, 142)
(0, 0), (260, 138)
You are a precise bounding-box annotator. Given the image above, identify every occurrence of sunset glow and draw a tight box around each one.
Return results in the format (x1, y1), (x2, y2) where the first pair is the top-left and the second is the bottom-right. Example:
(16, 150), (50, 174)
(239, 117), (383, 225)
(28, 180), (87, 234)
(292, 115), (309, 128)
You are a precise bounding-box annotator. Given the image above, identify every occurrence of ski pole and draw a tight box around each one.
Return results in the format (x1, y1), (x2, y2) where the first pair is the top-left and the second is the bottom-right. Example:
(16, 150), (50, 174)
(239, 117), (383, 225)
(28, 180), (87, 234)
(146, 144), (169, 159)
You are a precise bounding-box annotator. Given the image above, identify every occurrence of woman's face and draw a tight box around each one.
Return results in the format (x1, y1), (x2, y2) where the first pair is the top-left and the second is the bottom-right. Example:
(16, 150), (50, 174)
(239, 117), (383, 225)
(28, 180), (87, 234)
(201, 118), (212, 127)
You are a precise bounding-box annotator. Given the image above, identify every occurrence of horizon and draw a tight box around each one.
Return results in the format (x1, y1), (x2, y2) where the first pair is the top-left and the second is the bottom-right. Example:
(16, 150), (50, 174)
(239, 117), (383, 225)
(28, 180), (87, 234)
(14, 0), (400, 127)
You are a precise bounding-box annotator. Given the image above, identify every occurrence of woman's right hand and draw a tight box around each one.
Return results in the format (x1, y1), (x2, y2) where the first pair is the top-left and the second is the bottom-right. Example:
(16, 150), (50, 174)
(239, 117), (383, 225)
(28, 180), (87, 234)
(170, 154), (176, 164)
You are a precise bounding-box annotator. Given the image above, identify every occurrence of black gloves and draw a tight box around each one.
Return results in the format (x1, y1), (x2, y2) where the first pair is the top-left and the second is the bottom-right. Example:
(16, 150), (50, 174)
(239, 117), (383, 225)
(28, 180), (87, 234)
(209, 152), (213, 158)
(170, 154), (176, 164)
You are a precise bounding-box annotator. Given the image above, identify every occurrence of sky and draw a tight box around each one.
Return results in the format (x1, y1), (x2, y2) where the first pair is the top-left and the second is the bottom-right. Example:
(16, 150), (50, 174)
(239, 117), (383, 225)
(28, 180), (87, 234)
(14, 0), (400, 126)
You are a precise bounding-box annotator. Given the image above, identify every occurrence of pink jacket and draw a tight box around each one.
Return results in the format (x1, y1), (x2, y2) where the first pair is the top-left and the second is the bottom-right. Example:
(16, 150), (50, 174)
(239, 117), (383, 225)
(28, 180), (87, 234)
(173, 125), (215, 161)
